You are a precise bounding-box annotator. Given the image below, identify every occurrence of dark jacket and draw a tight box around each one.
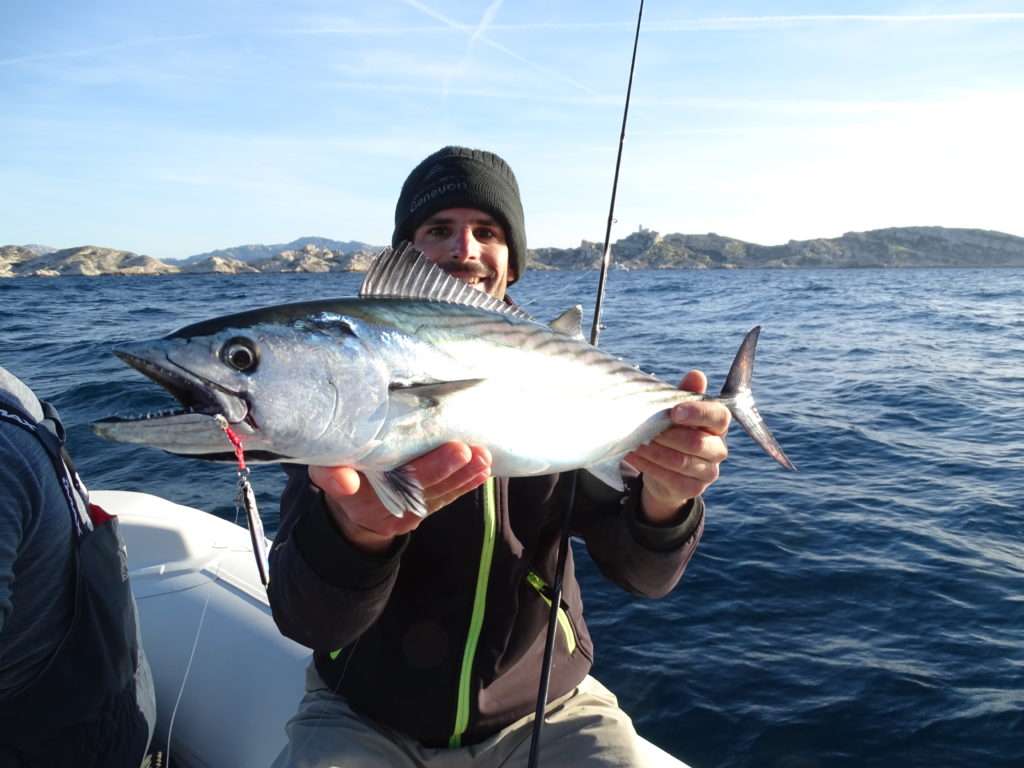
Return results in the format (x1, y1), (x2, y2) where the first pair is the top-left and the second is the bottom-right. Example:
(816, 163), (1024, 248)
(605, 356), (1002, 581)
(269, 465), (703, 748)
(0, 392), (155, 768)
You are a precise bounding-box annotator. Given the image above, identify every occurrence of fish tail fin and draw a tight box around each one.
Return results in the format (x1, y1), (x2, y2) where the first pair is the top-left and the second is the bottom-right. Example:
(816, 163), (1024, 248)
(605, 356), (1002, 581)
(717, 326), (797, 471)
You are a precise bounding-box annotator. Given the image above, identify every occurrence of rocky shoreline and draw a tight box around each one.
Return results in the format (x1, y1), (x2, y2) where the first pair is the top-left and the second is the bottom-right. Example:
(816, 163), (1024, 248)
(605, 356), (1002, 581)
(3, 226), (1024, 278)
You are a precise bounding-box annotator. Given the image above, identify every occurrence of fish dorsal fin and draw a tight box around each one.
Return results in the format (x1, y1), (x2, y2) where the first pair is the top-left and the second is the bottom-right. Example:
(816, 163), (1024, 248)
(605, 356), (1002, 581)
(549, 305), (585, 340)
(359, 242), (534, 321)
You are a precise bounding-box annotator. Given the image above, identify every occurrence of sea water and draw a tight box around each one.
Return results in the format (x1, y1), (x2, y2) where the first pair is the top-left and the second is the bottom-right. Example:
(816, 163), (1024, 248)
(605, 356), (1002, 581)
(1, 267), (1021, 767)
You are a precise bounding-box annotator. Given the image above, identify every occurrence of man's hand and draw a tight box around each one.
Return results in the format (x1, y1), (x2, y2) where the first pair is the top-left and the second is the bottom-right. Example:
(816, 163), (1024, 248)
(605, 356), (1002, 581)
(309, 442), (492, 553)
(625, 370), (730, 525)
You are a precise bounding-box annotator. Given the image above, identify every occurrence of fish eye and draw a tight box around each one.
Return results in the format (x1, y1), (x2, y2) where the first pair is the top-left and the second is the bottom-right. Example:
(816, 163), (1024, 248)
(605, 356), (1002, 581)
(221, 338), (259, 372)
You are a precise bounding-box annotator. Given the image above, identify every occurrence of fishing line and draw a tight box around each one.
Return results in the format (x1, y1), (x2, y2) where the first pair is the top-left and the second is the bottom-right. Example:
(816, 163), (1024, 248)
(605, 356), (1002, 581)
(526, 2), (645, 766)
(164, 415), (270, 764)
(165, 588), (211, 768)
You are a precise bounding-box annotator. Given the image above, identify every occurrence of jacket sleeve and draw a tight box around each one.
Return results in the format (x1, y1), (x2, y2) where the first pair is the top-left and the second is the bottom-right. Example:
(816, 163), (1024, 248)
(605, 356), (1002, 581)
(0, 431), (31, 634)
(569, 470), (705, 599)
(267, 465), (409, 652)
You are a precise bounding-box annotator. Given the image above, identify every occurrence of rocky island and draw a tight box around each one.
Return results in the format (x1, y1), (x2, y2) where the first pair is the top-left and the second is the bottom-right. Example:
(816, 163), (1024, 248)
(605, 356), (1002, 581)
(3, 226), (1024, 278)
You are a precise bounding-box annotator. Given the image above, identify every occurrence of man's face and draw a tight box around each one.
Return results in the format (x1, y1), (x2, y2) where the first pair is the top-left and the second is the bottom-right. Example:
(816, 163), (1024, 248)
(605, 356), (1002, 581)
(412, 208), (515, 299)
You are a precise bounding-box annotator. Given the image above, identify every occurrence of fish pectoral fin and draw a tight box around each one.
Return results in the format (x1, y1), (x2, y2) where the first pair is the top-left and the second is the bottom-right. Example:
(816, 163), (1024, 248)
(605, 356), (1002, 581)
(389, 378), (485, 408)
(365, 467), (428, 519)
(549, 305), (585, 341)
(583, 454), (629, 492)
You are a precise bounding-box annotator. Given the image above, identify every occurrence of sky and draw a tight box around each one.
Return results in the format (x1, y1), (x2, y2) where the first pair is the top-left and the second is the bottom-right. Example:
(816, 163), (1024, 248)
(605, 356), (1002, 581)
(2, 1), (1023, 260)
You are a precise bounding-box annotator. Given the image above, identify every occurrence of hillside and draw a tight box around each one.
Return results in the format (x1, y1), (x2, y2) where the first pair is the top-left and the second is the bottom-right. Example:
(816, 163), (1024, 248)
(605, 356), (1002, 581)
(530, 227), (1024, 270)
(1, 245), (180, 277)
(3, 227), (1023, 278)
(180, 237), (376, 265)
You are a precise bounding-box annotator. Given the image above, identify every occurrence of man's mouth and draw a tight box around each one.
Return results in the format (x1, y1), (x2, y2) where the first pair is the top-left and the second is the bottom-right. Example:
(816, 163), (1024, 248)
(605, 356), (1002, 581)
(444, 268), (494, 291)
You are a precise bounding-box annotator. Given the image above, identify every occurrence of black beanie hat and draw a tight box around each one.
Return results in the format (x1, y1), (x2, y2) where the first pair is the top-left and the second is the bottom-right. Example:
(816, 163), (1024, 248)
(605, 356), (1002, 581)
(392, 146), (527, 285)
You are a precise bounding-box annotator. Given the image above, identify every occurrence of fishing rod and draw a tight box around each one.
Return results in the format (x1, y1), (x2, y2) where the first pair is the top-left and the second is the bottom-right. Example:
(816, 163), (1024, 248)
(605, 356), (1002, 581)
(590, 1), (644, 348)
(526, 1), (645, 765)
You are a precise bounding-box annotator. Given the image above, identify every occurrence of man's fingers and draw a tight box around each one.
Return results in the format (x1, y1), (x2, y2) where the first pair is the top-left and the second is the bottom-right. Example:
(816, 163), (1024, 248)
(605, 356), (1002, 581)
(309, 465), (362, 497)
(428, 469), (493, 512)
(626, 370), (731, 521)
(670, 401), (731, 436)
(649, 426), (729, 465)
(628, 441), (721, 483)
(406, 442), (483, 487)
(312, 442), (492, 524)
(627, 454), (708, 502)
(679, 369), (708, 395)
(423, 447), (491, 498)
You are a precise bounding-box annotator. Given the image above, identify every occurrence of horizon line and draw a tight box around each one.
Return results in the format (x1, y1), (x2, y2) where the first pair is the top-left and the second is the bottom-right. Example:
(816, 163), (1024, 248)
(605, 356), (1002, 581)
(6, 223), (1023, 261)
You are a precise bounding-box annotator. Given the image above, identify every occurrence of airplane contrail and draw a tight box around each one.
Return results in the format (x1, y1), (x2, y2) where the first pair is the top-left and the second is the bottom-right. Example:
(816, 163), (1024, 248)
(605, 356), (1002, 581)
(443, 0), (503, 98)
(399, 0), (599, 96)
(0, 33), (211, 67)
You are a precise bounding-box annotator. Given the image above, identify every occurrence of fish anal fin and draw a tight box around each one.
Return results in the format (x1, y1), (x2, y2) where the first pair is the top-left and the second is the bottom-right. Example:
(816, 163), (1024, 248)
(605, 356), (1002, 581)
(584, 454), (629, 492)
(364, 467), (427, 518)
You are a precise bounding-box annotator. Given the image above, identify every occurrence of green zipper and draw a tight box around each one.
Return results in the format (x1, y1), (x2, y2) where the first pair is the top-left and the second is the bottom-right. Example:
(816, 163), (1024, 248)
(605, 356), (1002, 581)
(525, 571), (577, 655)
(448, 477), (497, 748)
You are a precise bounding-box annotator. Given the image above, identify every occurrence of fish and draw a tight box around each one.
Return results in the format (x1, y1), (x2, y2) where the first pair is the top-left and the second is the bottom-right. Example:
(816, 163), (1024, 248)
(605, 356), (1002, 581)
(94, 243), (796, 517)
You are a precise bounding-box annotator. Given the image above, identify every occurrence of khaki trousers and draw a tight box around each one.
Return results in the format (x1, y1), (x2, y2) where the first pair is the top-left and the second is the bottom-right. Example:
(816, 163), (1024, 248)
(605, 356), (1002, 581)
(271, 663), (645, 768)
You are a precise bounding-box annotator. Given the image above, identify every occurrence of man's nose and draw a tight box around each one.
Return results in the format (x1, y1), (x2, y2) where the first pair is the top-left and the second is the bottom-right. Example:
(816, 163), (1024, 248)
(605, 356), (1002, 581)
(451, 227), (480, 261)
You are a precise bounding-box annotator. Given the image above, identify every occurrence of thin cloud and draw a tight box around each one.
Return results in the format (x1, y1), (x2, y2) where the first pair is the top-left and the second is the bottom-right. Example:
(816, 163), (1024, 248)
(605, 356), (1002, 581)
(0, 33), (211, 67)
(330, 49), (466, 83)
(478, 12), (1024, 32)
(651, 13), (1024, 31)
(399, 0), (598, 96)
(322, 78), (616, 107)
(280, 21), (454, 36)
(628, 95), (948, 115)
(444, 0), (504, 97)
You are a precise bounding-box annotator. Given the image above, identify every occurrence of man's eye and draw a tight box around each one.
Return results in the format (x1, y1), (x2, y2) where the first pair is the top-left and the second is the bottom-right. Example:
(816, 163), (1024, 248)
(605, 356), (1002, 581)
(427, 226), (450, 238)
(474, 228), (496, 240)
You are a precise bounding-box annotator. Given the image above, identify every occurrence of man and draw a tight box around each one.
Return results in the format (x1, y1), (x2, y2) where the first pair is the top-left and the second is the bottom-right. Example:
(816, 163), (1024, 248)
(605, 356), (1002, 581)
(0, 366), (156, 768)
(269, 146), (730, 766)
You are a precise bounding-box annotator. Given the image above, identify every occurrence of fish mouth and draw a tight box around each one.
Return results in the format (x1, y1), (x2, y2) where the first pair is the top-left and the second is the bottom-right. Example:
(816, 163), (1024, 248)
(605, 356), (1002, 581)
(107, 349), (255, 429)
